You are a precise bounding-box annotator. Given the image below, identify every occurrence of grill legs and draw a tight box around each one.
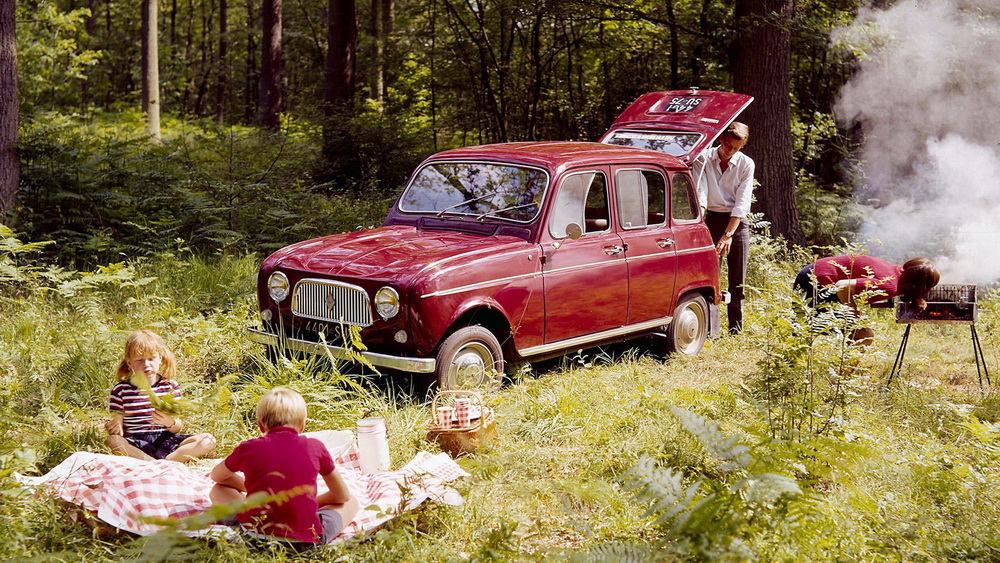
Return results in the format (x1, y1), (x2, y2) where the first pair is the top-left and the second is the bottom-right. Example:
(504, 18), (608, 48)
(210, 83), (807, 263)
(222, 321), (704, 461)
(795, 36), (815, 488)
(887, 323), (991, 388)
(972, 324), (992, 387)
(887, 324), (911, 387)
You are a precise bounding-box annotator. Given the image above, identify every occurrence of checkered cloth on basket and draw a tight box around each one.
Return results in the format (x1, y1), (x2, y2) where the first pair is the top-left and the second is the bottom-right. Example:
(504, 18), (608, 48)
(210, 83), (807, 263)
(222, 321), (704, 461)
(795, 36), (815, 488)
(16, 430), (468, 540)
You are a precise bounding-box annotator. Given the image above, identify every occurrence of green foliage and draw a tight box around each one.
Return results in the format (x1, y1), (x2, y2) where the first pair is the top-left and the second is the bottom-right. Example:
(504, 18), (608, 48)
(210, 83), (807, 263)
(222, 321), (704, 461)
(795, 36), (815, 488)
(16, 1), (101, 113)
(743, 244), (876, 441)
(619, 406), (805, 561)
(17, 112), (389, 266)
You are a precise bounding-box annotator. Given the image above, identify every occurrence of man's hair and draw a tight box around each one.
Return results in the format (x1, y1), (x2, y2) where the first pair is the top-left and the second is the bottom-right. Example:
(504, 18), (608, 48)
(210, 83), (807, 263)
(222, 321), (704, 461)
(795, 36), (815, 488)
(723, 121), (750, 142)
(256, 387), (308, 430)
(897, 257), (940, 311)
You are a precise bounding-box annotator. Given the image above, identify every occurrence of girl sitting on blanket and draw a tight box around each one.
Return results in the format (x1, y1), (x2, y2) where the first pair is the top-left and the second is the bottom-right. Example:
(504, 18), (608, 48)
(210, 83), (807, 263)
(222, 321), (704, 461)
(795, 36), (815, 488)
(104, 330), (216, 462)
(209, 387), (360, 550)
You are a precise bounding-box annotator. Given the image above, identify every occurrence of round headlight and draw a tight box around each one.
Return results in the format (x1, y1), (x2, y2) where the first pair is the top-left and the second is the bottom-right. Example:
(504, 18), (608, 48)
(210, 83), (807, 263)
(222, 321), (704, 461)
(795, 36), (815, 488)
(374, 286), (400, 319)
(267, 272), (290, 303)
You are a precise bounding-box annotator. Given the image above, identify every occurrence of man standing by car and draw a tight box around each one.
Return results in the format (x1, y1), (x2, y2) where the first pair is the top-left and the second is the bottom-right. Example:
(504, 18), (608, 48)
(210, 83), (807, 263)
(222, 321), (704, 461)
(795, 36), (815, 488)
(693, 122), (754, 334)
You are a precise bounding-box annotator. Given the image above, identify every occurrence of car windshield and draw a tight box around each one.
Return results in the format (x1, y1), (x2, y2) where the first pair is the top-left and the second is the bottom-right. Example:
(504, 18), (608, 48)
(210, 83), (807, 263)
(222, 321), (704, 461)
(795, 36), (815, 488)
(399, 162), (547, 223)
(604, 130), (702, 157)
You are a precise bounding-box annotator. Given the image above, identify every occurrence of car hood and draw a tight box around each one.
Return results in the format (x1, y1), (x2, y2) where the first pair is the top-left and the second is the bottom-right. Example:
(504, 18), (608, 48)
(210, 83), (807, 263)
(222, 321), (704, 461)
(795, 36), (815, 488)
(269, 225), (530, 279)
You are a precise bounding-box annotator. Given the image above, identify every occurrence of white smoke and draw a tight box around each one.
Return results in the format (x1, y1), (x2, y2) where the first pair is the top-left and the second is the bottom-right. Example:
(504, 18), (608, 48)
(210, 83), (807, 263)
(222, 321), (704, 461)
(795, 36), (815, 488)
(833, 0), (1000, 284)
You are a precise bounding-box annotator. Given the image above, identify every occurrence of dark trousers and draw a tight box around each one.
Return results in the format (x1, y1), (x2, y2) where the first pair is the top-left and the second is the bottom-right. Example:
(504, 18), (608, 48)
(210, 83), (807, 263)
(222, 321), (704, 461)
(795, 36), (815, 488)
(705, 211), (749, 333)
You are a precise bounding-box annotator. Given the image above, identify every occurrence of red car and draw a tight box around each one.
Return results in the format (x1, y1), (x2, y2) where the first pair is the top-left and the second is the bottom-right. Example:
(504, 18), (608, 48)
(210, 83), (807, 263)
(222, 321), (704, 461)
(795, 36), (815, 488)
(249, 90), (752, 389)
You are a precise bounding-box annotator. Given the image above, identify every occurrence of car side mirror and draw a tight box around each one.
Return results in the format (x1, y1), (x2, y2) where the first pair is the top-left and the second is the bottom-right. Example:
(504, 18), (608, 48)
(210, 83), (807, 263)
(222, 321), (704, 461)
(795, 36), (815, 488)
(551, 222), (583, 250)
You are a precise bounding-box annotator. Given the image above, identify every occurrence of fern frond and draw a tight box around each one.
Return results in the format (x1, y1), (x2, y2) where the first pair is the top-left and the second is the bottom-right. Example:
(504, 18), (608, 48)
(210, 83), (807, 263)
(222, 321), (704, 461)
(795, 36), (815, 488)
(669, 405), (752, 471)
(570, 540), (663, 562)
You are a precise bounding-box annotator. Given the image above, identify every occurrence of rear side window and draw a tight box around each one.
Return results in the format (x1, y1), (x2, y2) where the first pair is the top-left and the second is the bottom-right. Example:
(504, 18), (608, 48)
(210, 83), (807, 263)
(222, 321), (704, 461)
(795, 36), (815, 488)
(616, 169), (666, 229)
(671, 173), (699, 221)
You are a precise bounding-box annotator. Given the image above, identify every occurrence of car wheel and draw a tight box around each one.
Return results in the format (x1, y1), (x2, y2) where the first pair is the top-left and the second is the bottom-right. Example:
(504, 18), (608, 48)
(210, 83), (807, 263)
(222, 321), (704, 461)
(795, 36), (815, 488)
(666, 294), (708, 355)
(435, 326), (505, 390)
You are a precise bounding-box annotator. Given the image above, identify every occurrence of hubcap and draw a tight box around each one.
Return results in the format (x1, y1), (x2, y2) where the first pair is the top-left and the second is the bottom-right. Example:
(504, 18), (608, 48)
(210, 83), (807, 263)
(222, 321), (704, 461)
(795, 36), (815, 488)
(675, 302), (706, 354)
(448, 342), (495, 388)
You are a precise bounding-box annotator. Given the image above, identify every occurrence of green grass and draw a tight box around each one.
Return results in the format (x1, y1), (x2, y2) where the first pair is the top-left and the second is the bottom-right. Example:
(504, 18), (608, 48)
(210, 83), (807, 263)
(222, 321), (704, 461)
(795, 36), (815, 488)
(1, 243), (1000, 561)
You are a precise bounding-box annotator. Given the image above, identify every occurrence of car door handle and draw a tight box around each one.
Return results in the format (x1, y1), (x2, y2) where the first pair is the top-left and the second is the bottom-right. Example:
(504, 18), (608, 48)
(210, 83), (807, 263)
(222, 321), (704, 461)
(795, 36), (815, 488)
(603, 245), (624, 255)
(656, 238), (675, 248)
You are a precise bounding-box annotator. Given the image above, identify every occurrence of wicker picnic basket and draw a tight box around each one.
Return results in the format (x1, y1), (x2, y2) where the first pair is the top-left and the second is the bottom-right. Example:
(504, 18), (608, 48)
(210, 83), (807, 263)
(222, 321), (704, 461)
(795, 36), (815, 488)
(426, 390), (497, 456)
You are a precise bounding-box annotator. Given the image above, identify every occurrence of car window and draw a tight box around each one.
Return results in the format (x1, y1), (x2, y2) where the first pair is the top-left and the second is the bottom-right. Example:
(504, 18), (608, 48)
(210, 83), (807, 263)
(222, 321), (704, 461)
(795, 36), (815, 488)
(671, 172), (699, 221)
(398, 162), (547, 223)
(604, 130), (703, 157)
(616, 169), (666, 229)
(549, 171), (609, 238)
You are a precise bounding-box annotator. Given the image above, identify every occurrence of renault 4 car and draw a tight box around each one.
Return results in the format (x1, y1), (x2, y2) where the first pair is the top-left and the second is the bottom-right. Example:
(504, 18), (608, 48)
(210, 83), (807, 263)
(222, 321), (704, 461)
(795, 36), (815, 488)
(249, 89), (752, 389)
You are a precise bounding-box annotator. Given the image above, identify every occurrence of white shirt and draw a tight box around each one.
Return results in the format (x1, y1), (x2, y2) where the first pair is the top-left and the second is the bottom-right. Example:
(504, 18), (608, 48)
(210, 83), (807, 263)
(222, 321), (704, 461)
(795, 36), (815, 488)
(693, 146), (755, 219)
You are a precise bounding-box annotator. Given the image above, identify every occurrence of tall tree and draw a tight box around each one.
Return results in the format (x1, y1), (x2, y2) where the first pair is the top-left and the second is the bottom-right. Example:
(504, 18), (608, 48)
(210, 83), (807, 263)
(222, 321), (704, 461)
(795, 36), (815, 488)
(732, 0), (803, 244)
(326, 0), (357, 112)
(141, 0), (162, 141)
(260, 0), (283, 129)
(0, 0), (16, 215)
(216, 0), (228, 123)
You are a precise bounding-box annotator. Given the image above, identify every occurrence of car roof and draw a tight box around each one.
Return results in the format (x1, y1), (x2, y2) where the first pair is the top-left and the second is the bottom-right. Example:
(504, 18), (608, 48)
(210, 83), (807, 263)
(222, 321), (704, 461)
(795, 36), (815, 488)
(425, 141), (687, 171)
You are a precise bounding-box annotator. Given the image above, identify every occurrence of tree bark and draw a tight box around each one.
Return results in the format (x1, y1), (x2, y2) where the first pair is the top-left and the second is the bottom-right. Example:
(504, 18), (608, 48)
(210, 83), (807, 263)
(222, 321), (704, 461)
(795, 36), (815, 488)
(325, 0), (357, 113)
(370, 0), (384, 101)
(0, 0), (17, 216)
(733, 0), (803, 244)
(216, 0), (228, 123)
(260, 0), (283, 129)
(141, 0), (162, 141)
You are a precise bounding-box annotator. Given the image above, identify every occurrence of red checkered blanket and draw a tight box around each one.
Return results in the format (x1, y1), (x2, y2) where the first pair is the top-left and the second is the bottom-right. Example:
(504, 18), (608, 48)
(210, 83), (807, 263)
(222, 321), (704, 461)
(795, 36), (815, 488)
(16, 430), (467, 540)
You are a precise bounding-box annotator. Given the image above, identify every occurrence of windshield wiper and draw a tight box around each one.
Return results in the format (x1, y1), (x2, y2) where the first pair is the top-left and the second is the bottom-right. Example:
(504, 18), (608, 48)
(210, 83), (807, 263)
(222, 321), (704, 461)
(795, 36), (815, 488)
(436, 189), (503, 217)
(475, 201), (538, 221)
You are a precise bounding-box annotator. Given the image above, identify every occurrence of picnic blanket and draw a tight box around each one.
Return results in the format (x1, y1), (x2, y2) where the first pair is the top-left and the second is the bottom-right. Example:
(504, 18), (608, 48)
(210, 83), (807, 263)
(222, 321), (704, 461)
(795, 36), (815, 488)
(15, 430), (468, 540)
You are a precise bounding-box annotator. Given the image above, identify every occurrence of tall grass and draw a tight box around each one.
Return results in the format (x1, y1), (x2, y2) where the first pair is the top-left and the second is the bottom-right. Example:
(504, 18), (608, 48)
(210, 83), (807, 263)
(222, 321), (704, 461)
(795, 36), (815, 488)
(2, 226), (1000, 560)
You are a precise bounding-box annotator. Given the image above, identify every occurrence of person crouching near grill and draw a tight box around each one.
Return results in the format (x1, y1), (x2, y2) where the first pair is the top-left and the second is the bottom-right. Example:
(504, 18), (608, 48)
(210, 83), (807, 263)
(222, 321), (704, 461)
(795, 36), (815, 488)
(793, 255), (940, 345)
(209, 387), (359, 550)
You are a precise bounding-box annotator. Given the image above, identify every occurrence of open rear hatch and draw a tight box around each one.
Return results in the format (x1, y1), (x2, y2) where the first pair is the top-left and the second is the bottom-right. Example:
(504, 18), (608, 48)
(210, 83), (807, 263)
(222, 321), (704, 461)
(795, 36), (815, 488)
(600, 89), (753, 164)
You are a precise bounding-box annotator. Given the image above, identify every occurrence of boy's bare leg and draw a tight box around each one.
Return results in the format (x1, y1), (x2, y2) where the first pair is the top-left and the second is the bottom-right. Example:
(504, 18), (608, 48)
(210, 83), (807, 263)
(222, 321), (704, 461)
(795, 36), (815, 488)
(106, 435), (154, 461)
(165, 433), (217, 462)
(210, 483), (247, 505)
(320, 495), (360, 532)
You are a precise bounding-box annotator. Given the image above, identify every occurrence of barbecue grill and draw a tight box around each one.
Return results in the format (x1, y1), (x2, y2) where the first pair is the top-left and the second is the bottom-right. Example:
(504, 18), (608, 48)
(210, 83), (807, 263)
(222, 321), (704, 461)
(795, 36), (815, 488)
(888, 284), (990, 386)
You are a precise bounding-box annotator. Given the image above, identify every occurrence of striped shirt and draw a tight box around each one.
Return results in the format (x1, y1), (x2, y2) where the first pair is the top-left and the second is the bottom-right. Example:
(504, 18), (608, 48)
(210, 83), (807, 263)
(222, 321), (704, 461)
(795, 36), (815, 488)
(109, 376), (182, 436)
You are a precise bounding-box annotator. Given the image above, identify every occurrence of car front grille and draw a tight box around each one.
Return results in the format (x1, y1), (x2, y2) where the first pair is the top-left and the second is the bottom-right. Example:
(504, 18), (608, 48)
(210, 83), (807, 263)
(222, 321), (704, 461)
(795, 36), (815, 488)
(292, 279), (373, 327)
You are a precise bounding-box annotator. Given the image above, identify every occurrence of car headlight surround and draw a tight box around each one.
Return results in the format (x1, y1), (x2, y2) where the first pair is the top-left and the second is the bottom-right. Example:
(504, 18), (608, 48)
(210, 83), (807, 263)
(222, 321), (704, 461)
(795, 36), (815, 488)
(267, 272), (290, 303)
(374, 286), (400, 320)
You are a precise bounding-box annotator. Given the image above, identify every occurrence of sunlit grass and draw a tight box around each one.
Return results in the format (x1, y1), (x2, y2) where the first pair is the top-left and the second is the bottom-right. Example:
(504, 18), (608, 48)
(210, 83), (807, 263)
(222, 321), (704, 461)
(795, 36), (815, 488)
(2, 245), (1000, 560)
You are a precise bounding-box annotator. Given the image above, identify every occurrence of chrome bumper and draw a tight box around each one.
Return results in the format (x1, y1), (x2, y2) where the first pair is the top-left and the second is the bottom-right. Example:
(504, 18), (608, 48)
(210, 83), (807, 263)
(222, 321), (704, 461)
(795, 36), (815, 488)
(246, 326), (437, 374)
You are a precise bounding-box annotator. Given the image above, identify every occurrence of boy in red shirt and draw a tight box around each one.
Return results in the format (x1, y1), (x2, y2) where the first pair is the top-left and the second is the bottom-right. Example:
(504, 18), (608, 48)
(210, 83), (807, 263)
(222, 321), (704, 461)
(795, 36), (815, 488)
(209, 387), (359, 549)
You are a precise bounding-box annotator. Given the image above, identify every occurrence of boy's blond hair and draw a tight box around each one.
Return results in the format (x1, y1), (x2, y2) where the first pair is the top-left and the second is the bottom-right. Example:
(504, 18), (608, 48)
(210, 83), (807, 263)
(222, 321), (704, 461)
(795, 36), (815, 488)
(257, 387), (307, 430)
(116, 329), (177, 382)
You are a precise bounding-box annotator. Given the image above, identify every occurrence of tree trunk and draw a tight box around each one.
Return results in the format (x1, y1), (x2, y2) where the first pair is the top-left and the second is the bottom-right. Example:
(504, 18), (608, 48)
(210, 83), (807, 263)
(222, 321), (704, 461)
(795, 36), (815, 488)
(370, 0), (384, 101)
(141, 0), (162, 141)
(260, 0), (283, 129)
(325, 0), (357, 113)
(666, 0), (679, 89)
(216, 0), (228, 123)
(0, 0), (18, 216)
(733, 0), (803, 244)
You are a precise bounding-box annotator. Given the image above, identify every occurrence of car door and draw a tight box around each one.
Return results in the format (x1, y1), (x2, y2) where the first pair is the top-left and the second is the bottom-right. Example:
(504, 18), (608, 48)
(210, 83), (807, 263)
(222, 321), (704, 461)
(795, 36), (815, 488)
(667, 170), (719, 301)
(614, 166), (677, 325)
(542, 168), (628, 343)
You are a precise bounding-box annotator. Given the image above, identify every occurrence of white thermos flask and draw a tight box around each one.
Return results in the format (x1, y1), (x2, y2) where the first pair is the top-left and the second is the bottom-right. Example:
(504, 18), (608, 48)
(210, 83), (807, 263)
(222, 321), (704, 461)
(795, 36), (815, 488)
(356, 417), (390, 474)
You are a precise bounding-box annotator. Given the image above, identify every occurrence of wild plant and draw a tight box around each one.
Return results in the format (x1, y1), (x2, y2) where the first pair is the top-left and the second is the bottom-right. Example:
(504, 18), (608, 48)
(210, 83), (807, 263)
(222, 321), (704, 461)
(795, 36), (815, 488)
(616, 405), (811, 561)
(743, 247), (878, 442)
